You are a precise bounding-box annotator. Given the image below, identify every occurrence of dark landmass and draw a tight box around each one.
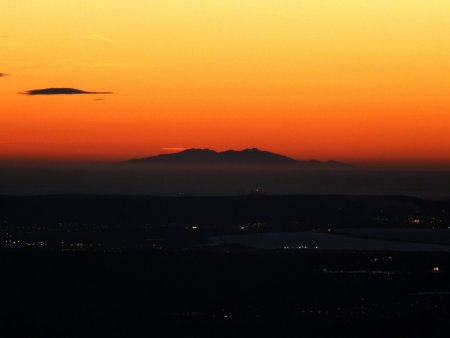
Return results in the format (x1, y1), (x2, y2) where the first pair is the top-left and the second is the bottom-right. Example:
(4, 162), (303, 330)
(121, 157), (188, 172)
(1, 194), (449, 251)
(2, 168), (450, 197)
(2, 251), (450, 338)
(115, 148), (352, 169)
(1, 194), (449, 227)
(1, 195), (450, 337)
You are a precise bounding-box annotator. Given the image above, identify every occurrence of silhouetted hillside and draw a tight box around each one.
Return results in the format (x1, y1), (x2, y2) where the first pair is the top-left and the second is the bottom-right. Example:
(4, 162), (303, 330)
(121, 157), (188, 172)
(115, 148), (351, 168)
(1, 195), (448, 228)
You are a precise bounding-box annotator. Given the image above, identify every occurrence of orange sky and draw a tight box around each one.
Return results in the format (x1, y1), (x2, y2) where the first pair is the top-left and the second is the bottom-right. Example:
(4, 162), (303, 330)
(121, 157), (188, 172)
(1, 1), (450, 168)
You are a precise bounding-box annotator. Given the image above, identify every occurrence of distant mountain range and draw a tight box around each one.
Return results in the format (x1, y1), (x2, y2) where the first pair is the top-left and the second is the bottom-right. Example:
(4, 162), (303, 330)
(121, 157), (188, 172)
(115, 148), (352, 169)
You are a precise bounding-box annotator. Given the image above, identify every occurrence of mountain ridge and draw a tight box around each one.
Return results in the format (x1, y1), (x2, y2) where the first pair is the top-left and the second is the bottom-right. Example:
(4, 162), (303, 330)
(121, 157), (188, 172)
(114, 148), (352, 169)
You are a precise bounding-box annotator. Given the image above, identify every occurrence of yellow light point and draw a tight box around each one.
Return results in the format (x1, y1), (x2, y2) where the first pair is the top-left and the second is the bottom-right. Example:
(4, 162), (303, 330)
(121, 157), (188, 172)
(433, 266), (440, 273)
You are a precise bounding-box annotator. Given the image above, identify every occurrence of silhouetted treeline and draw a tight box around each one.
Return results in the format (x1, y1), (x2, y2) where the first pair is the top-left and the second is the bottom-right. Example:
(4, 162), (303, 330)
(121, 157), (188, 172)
(0, 195), (448, 228)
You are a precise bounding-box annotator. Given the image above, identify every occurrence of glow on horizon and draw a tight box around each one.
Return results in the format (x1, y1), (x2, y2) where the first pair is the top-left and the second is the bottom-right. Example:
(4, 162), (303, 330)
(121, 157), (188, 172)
(1, 1), (450, 168)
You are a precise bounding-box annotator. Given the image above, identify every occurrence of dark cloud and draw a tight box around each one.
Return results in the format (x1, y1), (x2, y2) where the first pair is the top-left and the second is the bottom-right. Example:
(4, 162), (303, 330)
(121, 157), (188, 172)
(0, 73), (9, 77)
(20, 88), (113, 96)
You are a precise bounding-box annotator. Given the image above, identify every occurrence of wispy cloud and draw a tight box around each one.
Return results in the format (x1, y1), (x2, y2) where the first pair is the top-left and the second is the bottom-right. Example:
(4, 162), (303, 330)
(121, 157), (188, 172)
(91, 62), (135, 69)
(20, 88), (113, 96)
(0, 73), (9, 77)
(54, 58), (79, 64)
(0, 40), (21, 49)
(162, 147), (187, 152)
(86, 34), (114, 43)
(271, 11), (298, 20)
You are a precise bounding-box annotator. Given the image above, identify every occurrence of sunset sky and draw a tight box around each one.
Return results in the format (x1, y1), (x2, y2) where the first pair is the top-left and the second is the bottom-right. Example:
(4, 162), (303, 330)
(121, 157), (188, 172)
(1, 0), (450, 168)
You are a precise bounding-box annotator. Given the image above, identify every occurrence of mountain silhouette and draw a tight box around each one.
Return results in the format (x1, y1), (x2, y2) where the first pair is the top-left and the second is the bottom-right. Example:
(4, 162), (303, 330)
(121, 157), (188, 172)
(115, 148), (352, 169)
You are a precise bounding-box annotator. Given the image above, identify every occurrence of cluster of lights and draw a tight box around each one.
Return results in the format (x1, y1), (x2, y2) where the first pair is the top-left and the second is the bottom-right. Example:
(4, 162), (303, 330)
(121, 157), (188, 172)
(371, 257), (393, 263)
(283, 245), (319, 250)
(325, 270), (395, 275)
(69, 243), (85, 247)
(27, 241), (47, 247)
(4, 239), (20, 245)
(185, 225), (199, 230)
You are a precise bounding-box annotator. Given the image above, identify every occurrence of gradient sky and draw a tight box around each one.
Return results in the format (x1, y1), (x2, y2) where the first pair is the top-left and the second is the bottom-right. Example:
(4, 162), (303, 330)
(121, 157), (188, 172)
(1, 0), (450, 167)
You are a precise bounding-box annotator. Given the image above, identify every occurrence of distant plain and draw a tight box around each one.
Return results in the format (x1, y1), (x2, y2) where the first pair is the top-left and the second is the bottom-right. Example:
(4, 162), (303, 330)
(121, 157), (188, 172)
(1, 168), (450, 198)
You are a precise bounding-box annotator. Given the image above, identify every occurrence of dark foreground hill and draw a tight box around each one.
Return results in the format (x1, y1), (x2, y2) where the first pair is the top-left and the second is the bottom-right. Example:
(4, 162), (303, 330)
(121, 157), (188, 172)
(1, 195), (450, 337)
(1, 194), (449, 229)
(1, 251), (450, 338)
